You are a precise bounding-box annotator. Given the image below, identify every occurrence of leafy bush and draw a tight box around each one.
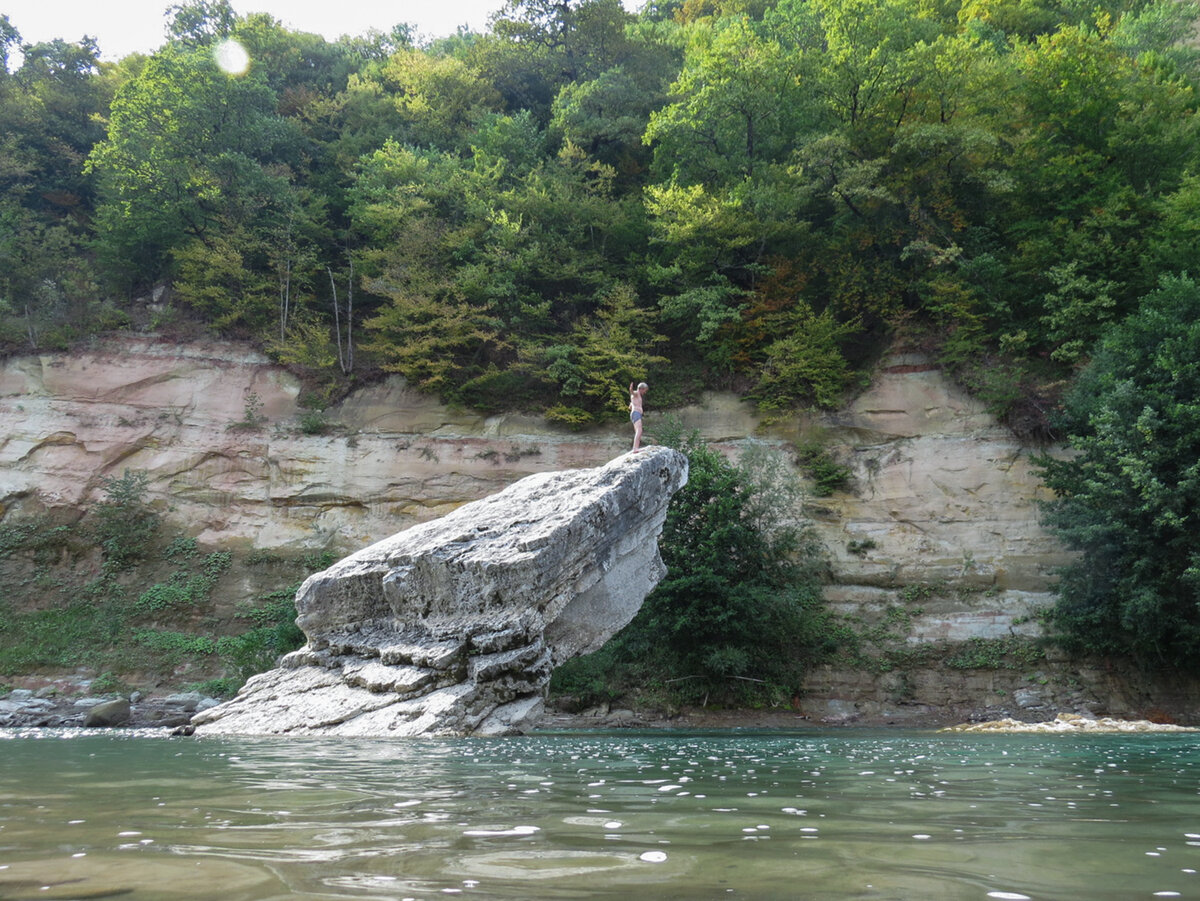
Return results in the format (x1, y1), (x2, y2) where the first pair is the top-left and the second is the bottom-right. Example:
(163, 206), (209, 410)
(794, 442), (853, 496)
(299, 409), (332, 435)
(134, 550), (231, 616)
(0, 520), (75, 558)
(553, 423), (835, 706)
(1037, 275), (1200, 670)
(216, 588), (306, 682)
(751, 306), (862, 411)
(943, 637), (1045, 670)
(91, 470), (158, 570)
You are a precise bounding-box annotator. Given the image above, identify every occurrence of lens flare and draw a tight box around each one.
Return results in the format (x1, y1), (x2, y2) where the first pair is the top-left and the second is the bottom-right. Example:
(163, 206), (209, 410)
(214, 39), (250, 75)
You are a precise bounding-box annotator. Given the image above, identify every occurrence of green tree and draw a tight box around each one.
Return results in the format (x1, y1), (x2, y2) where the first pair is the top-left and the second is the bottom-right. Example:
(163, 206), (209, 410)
(1037, 275), (1200, 670)
(166, 0), (237, 46)
(985, 21), (1200, 361)
(538, 281), (669, 423)
(554, 427), (831, 704)
(550, 65), (665, 177)
(87, 42), (290, 288)
(377, 48), (503, 150)
(474, 0), (641, 121)
(354, 133), (656, 415)
(91, 470), (160, 571)
(0, 24), (109, 349)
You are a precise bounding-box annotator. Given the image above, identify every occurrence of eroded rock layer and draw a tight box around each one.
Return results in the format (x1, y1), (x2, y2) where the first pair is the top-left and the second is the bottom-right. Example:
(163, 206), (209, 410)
(193, 447), (688, 736)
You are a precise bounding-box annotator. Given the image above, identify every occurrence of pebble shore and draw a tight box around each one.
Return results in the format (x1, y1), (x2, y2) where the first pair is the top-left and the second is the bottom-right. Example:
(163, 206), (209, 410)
(0, 688), (222, 730)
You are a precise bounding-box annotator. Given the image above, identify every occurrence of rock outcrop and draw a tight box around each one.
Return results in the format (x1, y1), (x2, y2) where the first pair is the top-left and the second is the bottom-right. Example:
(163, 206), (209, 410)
(941, 713), (1198, 733)
(7, 336), (1198, 723)
(192, 447), (688, 736)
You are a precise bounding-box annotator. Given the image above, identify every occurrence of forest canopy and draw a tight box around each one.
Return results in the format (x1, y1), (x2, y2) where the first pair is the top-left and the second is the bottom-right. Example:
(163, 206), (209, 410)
(5, 0), (1200, 430)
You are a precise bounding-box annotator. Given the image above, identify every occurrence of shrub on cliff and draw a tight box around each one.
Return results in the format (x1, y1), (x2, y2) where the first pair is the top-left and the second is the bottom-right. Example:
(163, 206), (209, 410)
(553, 424), (834, 707)
(91, 470), (159, 571)
(1038, 275), (1200, 670)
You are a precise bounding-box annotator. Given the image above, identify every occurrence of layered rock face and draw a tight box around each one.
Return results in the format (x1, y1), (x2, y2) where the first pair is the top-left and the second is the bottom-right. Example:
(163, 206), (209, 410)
(11, 336), (1178, 722)
(192, 447), (687, 736)
(0, 338), (627, 549)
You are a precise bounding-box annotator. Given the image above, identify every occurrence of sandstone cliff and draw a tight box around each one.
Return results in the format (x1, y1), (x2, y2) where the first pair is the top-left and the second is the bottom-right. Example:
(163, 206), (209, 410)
(0, 336), (1191, 722)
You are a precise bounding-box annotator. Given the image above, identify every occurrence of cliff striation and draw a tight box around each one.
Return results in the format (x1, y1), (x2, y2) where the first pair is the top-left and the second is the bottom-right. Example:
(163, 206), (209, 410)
(1, 336), (1193, 722)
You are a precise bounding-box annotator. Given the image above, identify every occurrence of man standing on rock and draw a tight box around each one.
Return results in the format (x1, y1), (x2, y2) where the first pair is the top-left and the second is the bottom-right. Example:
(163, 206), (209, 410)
(629, 381), (648, 451)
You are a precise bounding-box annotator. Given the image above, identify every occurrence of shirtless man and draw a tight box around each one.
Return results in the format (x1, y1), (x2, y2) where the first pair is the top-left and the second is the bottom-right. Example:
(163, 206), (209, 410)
(629, 381), (648, 452)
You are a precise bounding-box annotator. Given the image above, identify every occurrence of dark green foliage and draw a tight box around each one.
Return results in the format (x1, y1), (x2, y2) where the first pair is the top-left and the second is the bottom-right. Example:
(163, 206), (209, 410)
(0, 21), (106, 353)
(0, 519), (75, 560)
(7, 0), (1200, 428)
(8, 0), (1200, 682)
(793, 441), (853, 496)
(943, 636), (1045, 670)
(1037, 275), (1200, 670)
(553, 424), (835, 706)
(90, 470), (159, 570)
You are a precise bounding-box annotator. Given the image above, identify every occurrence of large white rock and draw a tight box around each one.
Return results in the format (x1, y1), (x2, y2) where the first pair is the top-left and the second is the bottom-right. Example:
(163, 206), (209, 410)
(193, 447), (688, 736)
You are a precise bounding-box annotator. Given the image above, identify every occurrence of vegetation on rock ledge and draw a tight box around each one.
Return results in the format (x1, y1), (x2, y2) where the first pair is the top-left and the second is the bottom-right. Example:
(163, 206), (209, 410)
(552, 425), (838, 708)
(0, 471), (318, 694)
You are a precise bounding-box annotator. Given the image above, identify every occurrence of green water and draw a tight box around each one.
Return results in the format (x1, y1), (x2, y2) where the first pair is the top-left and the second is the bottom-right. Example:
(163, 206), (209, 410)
(1, 729), (1198, 900)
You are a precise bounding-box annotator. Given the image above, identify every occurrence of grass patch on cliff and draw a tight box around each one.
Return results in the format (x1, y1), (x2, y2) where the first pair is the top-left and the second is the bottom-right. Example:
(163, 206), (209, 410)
(0, 471), (315, 689)
(943, 636), (1045, 670)
(817, 579), (1050, 677)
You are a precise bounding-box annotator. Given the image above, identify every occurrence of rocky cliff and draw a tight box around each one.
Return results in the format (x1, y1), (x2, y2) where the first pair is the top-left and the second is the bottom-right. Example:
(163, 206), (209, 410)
(1, 336), (1192, 722)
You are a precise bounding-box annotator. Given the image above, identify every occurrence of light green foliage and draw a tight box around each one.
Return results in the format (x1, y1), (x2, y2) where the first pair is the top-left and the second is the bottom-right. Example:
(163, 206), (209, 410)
(227, 391), (266, 430)
(14, 0), (1200, 431)
(378, 49), (502, 150)
(0, 600), (124, 673)
(645, 14), (812, 182)
(354, 134), (657, 418)
(134, 550), (231, 615)
(9, 0), (1200, 689)
(1037, 275), (1200, 670)
(540, 282), (669, 419)
(1038, 262), (1118, 363)
(752, 305), (862, 409)
(215, 588), (305, 681)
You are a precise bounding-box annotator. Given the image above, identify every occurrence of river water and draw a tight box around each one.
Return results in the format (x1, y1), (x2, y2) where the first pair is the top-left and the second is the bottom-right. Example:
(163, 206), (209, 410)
(1, 728), (1198, 900)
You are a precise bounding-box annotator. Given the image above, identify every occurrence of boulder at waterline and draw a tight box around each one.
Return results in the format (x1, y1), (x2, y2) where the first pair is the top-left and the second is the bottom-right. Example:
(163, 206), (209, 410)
(84, 698), (131, 728)
(193, 447), (688, 736)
